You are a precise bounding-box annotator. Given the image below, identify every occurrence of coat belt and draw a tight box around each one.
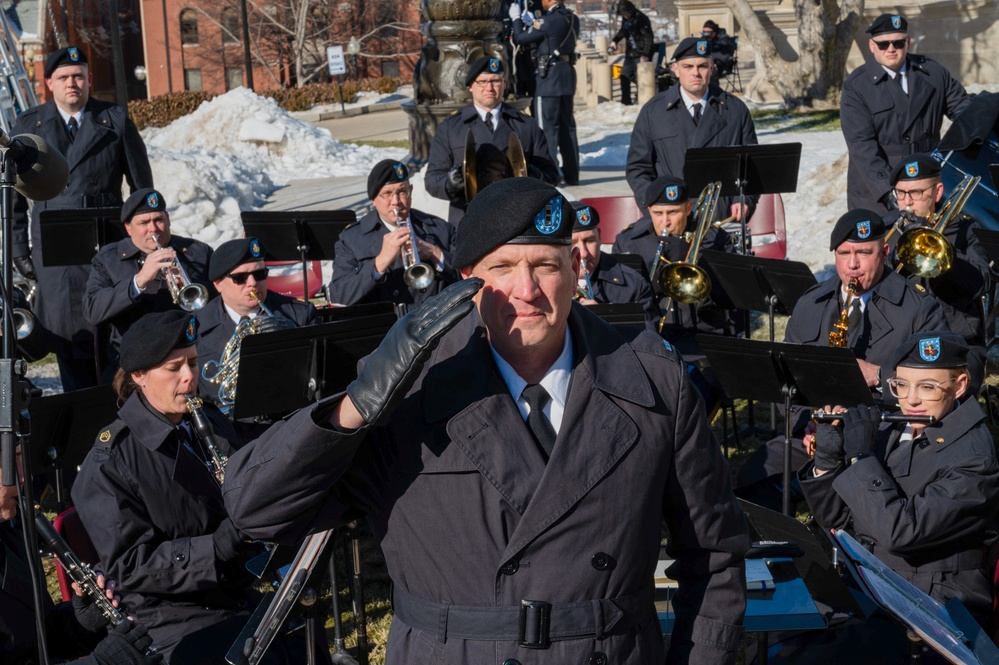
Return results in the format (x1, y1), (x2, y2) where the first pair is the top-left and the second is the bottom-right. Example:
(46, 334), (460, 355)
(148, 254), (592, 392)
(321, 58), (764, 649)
(392, 584), (655, 647)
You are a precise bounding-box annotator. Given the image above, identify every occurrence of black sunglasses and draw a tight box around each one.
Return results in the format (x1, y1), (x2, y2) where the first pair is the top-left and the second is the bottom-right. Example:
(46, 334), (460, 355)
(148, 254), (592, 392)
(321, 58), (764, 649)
(226, 268), (269, 284)
(873, 38), (907, 51)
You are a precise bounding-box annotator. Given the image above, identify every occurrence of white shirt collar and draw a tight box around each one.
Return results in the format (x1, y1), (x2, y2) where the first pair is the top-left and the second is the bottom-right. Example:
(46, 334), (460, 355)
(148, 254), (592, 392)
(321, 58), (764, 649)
(882, 63), (907, 79)
(678, 86), (708, 111)
(473, 103), (502, 125)
(490, 329), (574, 433)
(56, 106), (83, 126)
(840, 285), (872, 312)
(223, 301), (259, 325)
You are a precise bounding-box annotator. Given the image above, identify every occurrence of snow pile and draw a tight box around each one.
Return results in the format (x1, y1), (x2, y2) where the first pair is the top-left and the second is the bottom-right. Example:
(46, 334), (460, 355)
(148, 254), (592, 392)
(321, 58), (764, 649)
(141, 87), (405, 245)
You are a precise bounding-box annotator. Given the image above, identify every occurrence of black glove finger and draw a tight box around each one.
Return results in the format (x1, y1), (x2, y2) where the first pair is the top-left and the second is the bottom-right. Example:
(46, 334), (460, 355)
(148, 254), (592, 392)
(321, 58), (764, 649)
(410, 278), (482, 342)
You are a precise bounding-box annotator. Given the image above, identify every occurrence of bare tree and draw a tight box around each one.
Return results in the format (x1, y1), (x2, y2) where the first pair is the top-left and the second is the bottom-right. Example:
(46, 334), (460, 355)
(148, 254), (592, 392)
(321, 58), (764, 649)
(724, 0), (865, 108)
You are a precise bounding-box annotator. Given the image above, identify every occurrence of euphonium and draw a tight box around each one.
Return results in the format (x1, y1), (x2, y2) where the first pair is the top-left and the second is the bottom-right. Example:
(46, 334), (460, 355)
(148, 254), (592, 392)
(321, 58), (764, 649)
(201, 289), (296, 414)
(185, 395), (227, 485)
(828, 277), (859, 347)
(395, 207), (435, 290)
(893, 174), (980, 278)
(152, 234), (209, 312)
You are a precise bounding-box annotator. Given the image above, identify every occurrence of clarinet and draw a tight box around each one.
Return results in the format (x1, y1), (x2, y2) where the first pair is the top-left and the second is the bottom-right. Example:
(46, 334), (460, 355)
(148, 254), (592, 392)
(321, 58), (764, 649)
(33, 511), (130, 627)
(186, 395), (228, 486)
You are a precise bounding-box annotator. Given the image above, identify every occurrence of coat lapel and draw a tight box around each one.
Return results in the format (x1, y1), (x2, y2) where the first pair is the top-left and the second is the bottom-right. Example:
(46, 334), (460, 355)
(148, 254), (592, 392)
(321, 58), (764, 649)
(68, 104), (115, 171)
(902, 63), (933, 136)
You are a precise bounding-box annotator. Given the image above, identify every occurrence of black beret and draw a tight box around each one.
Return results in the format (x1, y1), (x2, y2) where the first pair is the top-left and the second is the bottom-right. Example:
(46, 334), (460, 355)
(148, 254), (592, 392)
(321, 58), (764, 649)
(643, 175), (689, 207)
(829, 209), (887, 250)
(570, 201), (600, 232)
(866, 13), (908, 36)
(672, 37), (712, 61)
(367, 159), (409, 200)
(121, 188), (166, 223)
(702, 20), (720, 32)
(889, 330), (968, 370)
(119, 310), (199, 373)
(209, 237), (266, 281)
(44, 46), (88, 78)
(465, 56), (504, 87)
(454, 177), (573, 268)
(889, 153), (941, 186)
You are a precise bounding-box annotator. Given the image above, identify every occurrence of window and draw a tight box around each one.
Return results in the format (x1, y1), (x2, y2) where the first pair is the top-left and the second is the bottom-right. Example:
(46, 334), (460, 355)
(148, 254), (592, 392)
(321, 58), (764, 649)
(225, 67), (243, 90)
(180, 9), (199, 45)
(382, 61), (400, 78)
(184, 68), (202, 91)
(221, 8), (239, 44)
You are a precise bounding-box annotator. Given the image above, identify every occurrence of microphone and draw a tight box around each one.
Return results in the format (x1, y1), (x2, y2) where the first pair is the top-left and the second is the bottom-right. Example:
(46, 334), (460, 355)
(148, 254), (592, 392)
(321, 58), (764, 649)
(0, 131), (70, 201)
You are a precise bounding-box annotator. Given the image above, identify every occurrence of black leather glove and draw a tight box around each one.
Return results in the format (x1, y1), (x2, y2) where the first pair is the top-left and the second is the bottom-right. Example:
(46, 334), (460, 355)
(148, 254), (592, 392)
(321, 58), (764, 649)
(92, 621), (162, 665)
(842, 405), (881, 461)
(13, 255), (36, 281)
(527, 164), (545, 181)
(212, 518), (246, 562)
(346, 277), (481, 426)
(812, 421), (844, 472)
(444, 165), (465, 203)
(73, 587), (111, 633)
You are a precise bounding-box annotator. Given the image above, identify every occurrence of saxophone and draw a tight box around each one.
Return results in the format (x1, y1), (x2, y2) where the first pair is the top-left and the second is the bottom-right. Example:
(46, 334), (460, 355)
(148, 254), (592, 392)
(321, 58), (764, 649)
(828, 277), (859, 347)
(185, 395), (228, 486)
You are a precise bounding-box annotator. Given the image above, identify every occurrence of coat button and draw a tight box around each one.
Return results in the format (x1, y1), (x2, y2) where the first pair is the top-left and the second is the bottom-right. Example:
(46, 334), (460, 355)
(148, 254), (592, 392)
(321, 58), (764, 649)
(872, 479), (882, 487)
(591, 552), (612, 570)
(500, 559), (519, 575)
(903, 134), (910, 142)
(503, 660), (521, 665)
(175, 553), (186, 562)
(590, 653), (608, 665)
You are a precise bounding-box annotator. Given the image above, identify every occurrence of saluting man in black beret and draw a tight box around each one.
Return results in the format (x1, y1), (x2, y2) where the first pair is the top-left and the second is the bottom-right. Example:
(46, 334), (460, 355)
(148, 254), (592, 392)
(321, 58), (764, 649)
(737, 208), (947, 512)
(840, 13), (970, 214)
(84, 188), (214, 378)
(222, 177), (751, 664)
(329, 159), (458, 314)
(626, 36), (758, 223)
(11, 45), (153, 391)
(425, 56), (559, 223)
(799, 329), (999, 654)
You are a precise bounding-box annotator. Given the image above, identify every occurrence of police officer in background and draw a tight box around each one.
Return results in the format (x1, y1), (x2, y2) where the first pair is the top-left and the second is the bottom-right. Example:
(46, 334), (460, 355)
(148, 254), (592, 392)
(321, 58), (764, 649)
(840, 14), (970, 213)
(84, 188), (214, 377)
(608, 0), (654, 107)
(509, 0), (580, 186)
(332, 160), (459, 309)
(425, 58), (558, 222)
(11, 46), (153, 391)
(568, 201), (658, 328)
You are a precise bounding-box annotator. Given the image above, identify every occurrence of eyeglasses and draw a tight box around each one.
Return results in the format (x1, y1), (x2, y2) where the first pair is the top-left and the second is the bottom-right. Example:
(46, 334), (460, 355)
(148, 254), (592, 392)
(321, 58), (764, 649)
(471, 79), (504, 89)
(887, 377), (958, 401)
(227, 268), (269, 284)
(893, 186), (934, 202)
(873, 38), (907, 51)
(377, 187), (412, 202)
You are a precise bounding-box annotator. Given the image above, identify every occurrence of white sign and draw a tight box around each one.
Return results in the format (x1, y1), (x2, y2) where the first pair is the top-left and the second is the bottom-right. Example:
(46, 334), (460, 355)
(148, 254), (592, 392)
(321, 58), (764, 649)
(327, 46), (347, 76)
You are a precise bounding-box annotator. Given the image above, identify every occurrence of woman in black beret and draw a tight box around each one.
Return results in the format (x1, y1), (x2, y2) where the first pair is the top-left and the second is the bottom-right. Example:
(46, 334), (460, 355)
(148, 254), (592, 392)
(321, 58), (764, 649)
(69, 311), (311, 664)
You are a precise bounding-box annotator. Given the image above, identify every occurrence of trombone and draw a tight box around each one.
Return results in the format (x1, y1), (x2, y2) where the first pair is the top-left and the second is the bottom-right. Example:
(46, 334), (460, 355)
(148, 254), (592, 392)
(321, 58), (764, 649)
(394, 208), (435, 290)
(153, 234), (209, 312)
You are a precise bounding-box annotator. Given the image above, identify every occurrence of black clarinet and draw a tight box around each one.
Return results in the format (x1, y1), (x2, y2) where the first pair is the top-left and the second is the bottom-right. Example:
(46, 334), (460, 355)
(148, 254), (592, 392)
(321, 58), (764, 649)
(186, 396), (228, 486)
(812, 411), (936, 424)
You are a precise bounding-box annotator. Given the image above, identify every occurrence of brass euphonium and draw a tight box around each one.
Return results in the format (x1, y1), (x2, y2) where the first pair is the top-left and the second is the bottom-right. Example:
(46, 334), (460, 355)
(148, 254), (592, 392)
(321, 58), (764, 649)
(828, 277), (859, 347)
(152, 234), (209, 312)
(893, 174), (980, 278)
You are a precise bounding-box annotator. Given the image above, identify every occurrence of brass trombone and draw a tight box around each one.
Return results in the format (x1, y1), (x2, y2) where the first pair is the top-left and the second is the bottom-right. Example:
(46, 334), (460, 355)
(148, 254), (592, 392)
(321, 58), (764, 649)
(152, 234), (209, 312)
(892, 174), (980, 278)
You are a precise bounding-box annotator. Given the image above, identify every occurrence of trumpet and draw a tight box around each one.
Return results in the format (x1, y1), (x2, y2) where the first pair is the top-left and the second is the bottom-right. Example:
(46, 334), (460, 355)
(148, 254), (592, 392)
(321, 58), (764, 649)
(394, 208), (435, 290)
(575, 263), (595, 301)
(812, 411), (935, 424)
(152, 234), (208, 312)
(186, 396), (228, 486)
(0, 295), (34, 340)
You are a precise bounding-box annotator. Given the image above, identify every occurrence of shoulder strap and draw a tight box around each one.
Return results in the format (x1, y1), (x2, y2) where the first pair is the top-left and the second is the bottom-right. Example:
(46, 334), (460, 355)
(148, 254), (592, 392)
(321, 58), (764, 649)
(94, 419), (129, 451)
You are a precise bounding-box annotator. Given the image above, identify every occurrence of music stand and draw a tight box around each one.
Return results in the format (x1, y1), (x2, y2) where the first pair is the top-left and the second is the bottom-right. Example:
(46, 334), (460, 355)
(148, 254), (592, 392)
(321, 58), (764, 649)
(584, 302), (647, 329)
(315, 302), (396, 325)
(26, 385), (118, 508)
(39, 208), (123, 266)
(698, 337), (874, 515)
(241, 210), (356, 299)
(973, 228), (999, 334)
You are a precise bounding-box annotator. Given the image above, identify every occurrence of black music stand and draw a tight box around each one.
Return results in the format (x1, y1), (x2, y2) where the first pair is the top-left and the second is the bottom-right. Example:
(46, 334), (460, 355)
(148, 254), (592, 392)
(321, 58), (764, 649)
(973, 228), (999, 335)
(698, 337), (874, 515)
(39, 208), (123, 267)
(684, 143), (802, 255)
(241, 210), (356, 300)
(230, 312), (395, 420)
(584, 302), (647, 329)
(26, 385), (118, 508)
(315, 301), (396, 325)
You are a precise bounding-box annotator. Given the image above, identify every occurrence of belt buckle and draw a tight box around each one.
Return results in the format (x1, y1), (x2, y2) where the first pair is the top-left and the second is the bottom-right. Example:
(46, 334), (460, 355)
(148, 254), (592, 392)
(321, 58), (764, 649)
(518, 599), (551, 649)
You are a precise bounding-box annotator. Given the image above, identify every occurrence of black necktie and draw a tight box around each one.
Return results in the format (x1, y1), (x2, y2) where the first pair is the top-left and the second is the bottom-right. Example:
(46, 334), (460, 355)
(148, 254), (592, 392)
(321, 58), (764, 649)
(896, 72), (906, 94)
(484, 111), (494, 133)
(848, 299), (862, 331)
(691, 103), (702, 126)
(67, 116), (78, 142)
(522, 384), (556, 460)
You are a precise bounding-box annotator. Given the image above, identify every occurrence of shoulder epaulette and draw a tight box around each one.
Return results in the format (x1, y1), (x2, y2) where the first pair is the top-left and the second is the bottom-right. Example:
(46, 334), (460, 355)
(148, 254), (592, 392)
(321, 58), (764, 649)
(94, 419), (129, 451)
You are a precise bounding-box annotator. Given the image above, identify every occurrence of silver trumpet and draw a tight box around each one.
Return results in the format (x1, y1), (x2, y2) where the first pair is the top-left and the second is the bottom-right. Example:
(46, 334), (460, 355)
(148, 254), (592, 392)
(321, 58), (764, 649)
(152, 234), (209, 312)
(395, 207), (435, 290)
(0, 295), (34, 340)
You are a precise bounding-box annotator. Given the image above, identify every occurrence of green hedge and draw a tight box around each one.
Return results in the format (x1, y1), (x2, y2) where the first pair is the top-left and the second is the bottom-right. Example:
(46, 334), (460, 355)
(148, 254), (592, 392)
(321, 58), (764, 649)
(129, 76), (404, 130)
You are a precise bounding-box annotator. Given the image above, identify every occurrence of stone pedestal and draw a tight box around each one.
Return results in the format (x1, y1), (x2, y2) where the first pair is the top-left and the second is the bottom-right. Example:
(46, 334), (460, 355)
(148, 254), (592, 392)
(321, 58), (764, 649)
(637, 61), (656, 106)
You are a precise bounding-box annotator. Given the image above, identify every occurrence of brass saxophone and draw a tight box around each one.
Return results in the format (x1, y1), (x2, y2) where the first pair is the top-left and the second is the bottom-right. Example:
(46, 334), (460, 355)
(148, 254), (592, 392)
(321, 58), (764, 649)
(185, 395), (228, 485)
(828, 277), (859, 347)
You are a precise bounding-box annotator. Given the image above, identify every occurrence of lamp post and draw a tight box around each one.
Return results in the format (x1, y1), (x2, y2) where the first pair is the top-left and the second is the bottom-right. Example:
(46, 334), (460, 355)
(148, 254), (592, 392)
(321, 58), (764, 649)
(347, 36), (360, 83)
(240, 0), (254, 89)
